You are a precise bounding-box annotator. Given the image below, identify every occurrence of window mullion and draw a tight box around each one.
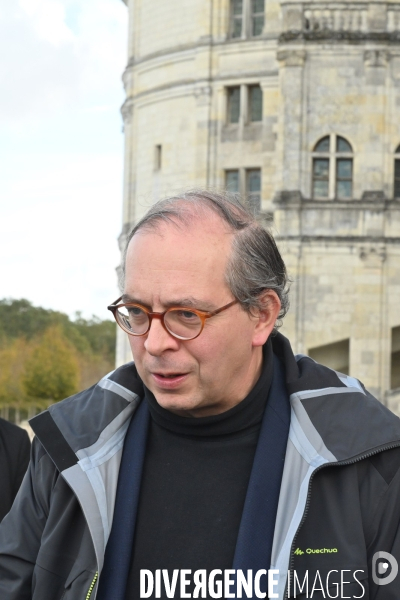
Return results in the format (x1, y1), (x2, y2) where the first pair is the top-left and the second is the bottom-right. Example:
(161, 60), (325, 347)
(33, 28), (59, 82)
(330, 133), (336, 154)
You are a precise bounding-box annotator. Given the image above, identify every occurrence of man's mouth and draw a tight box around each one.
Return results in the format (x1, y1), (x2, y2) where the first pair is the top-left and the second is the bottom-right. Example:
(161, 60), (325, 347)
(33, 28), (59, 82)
(151, 372), (189, 388)
(155, 372), (185, 378)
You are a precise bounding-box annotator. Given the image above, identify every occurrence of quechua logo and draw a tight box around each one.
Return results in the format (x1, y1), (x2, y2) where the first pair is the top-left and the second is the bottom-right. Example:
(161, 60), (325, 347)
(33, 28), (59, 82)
(294, 548), (338, 555)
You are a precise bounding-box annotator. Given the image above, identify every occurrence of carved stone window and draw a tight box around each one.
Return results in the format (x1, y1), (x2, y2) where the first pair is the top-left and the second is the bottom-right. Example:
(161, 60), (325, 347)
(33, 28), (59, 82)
(154, 145), (162, 171)
(227, 87), (241, 123)
(246, 168), (261, 213)
(225, 169), (240, 192)
(225, 84), (263, 125)
(230, 0), (243, 38)
(395, 145), (400, 199)
(224, 167), (262, 213)
(248, 85), (262, 122)
(251, 0), (265, 36)
(229, 0), (264, 39)
(312, 134), (353, 200)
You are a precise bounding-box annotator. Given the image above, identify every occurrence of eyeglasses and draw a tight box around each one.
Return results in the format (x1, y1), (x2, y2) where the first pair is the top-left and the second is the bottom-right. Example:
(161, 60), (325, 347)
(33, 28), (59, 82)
(107, 297), (238, 341)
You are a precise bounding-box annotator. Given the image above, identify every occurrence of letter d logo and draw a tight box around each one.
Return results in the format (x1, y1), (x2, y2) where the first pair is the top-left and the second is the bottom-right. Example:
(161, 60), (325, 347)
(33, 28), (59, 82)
(372, 551), (398, 585)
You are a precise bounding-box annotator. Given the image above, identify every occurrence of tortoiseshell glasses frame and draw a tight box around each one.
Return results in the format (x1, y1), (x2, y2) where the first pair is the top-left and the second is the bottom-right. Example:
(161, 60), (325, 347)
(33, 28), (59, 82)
(107, 297), (238, 341)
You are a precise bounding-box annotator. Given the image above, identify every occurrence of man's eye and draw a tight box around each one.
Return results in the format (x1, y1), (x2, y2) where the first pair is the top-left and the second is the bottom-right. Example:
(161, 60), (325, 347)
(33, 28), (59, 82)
(129, 307), (145, 317)
(178, 310), (197, 319)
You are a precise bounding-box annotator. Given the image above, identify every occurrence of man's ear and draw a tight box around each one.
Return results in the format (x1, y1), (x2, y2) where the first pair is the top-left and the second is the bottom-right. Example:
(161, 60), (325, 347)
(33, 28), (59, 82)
(251, 290), (281, 347)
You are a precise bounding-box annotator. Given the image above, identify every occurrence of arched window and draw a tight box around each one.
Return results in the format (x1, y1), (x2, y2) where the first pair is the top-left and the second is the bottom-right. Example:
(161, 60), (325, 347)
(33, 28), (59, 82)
(395, 144), (400, 198)
(312, 134), (353, 200)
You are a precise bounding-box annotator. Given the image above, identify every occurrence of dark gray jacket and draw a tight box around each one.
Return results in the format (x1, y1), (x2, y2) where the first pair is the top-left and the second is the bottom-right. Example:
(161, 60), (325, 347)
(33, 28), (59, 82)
(0, 333), (400, 599)
(0, 418), (30, 522)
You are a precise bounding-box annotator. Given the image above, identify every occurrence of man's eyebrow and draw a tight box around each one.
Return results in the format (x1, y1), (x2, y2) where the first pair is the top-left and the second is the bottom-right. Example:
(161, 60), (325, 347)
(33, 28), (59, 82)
(121, 294), (215, 311)
(165, 298), (216, 311)
(121, 294), (140, 304)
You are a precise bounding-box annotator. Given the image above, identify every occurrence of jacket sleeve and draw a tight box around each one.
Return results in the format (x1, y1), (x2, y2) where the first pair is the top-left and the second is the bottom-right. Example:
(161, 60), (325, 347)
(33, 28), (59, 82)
(367, 460), (400, 599)
(0, 437), (59, 599)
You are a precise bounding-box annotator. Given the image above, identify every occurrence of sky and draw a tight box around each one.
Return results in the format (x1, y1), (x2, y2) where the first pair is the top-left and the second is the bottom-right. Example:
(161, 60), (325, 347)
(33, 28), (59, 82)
(0, 0), (128, 321)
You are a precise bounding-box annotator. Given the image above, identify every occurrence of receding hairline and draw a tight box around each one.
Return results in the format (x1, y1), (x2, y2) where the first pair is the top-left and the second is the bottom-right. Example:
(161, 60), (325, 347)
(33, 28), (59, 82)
(123, 193), (264, 283)
(127, 198), (244, 240)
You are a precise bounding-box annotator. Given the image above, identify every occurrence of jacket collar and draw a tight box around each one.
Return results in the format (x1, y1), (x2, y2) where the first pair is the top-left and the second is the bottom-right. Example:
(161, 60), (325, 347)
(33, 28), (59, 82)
(272, 333), (400, 463)
(30, 332), (400, 476)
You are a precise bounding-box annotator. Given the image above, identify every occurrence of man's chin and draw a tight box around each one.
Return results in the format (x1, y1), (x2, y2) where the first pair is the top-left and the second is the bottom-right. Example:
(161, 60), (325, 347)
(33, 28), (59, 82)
(152, 393), (200, 417)
(152, 392), (227, 418)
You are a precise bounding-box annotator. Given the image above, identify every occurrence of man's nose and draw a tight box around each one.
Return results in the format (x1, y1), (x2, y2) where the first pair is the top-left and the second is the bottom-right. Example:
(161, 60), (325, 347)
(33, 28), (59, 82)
(144, 316), (180, 355)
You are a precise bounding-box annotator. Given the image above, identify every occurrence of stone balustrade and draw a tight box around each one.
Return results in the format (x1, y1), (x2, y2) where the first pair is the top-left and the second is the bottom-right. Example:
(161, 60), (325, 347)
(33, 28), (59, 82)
(281, 2), (400, 36)
(303, 7), (368, 32)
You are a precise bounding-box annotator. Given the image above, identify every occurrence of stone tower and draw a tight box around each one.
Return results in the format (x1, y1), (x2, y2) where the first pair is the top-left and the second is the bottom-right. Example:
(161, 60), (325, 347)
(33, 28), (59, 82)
(118, 0), (400, 412)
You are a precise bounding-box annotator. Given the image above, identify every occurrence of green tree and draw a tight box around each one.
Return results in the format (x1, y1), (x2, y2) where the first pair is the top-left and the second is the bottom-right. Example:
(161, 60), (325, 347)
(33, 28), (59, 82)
(0, 298), (69, 341)
(0, 299), (116, 416)
(0, 338), (30, 408)
(0, 298), (116, 362)
(72, 313), (116, 360)
(23, 326), (80, 402)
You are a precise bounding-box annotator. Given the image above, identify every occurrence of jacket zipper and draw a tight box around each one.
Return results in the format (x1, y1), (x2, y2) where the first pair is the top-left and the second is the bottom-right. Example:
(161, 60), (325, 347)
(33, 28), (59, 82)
(285, 442), (400, 599)
(86, 572), (98, 600)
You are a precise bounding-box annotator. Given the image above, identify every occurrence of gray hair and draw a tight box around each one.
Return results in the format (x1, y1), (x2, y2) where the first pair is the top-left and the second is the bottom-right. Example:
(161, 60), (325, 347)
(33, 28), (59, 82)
(122, 190), (290, 332)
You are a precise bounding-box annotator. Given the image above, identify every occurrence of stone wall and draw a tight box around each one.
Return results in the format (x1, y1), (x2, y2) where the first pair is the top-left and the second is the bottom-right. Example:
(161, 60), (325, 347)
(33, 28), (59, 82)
(118, 0), (400, 412)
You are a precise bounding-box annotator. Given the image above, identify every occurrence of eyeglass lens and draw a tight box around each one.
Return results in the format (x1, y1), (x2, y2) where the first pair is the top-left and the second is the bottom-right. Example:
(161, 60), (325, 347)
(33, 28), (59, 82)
(116, 305), (203, 340)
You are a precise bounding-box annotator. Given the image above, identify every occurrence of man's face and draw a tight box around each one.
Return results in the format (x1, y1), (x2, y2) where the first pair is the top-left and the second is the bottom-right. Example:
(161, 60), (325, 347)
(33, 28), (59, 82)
(124, 214), (276, 417)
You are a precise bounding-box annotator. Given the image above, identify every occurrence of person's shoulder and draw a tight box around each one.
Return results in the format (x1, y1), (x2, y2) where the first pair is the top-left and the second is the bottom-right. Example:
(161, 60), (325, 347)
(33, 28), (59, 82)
(52, 361), (143, 411)
(48, 361), (142, 409)
(273, 332), (391, 410)
(294, 352), (399, 421)
(29, 361), (144, 451)
(0, 417), (30, 456)
(0, 417), (29, 440)
(296, 355), (400, 457)
(272, 333), (400, 464)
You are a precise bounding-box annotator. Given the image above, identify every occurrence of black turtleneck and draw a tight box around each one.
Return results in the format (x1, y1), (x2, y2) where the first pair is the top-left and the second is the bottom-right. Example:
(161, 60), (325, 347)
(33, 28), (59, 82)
(126, 342), (273, 599)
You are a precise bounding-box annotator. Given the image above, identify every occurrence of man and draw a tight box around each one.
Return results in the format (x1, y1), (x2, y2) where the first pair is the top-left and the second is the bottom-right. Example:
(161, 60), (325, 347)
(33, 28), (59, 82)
(0, 417), (30, 522)
(1, 190), (400, 600)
